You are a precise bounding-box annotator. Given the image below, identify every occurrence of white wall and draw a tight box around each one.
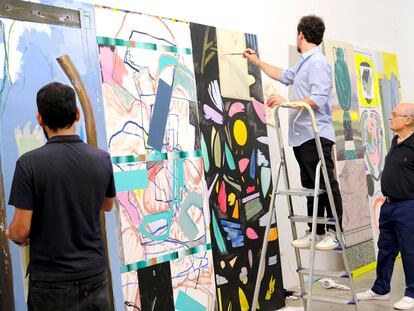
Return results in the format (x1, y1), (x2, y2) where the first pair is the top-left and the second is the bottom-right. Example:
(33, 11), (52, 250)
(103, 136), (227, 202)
(82, 0), (414, 290)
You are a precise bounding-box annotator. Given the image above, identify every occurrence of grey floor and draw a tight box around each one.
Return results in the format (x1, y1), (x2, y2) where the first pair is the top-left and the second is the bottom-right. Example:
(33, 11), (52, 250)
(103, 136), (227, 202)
(282, 258), (406, 310)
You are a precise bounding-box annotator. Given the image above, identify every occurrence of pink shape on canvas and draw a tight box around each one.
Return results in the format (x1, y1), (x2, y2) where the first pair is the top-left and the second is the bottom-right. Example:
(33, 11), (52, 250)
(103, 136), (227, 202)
(252, 98), (266, 123)
(99, 46), (128, 84)
(218, 181), (227, 214)
(246, 186), (256, 193)
(117, 192), (140, 226)
(228, 102), (245, 117)
(246, 227), (259, 240)
(238, 158), (249, 173)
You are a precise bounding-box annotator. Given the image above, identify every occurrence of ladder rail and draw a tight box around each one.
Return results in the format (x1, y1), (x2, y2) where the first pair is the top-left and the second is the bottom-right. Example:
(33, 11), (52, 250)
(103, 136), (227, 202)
(251, 103), (307, 311)
(311, 107), (359, 310)
(307, 160), (322, 310)
(251, 102), (359, 311)
(251, 162), (282, 311)
(273, 105), (308, 310)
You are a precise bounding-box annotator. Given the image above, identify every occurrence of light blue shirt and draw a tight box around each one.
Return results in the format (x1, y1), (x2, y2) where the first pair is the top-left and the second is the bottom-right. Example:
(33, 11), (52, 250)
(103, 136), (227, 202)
(279, 45), (335, 147)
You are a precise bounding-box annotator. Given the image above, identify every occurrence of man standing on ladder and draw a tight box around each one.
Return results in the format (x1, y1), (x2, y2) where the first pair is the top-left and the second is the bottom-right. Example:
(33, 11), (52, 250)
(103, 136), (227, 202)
(243, 15), (342, 250)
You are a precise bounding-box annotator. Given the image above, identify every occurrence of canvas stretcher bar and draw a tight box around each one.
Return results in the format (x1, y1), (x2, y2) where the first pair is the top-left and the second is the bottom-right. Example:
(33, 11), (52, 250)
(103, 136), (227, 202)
(0, 0), (80, 28)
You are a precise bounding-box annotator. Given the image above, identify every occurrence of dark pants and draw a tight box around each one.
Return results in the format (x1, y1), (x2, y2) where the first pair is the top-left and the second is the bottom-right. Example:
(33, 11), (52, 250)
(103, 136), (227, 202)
(372, 199), (414, 298)
(28, 271), (110, 311)
(293, 138), (343, 235)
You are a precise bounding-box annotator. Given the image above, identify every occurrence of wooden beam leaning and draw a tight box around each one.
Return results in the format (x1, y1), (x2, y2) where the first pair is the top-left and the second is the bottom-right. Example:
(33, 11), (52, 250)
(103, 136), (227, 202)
(57, 55), (115, 310)
(56, 55), (97, 147)
(0, 0), (80, 28)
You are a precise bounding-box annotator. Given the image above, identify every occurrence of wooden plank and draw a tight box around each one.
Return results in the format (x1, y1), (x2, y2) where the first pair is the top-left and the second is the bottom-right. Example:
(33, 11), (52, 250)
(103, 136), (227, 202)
(0, 0), (80, 28)
(0, 160), (15, 311)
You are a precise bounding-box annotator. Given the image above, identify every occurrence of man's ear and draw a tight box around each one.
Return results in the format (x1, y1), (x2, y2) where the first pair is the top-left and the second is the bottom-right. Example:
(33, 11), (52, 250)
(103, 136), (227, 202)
(36, 112), (44, 127)
(407, 117), (414, 128)
(75, 107), (80, 122)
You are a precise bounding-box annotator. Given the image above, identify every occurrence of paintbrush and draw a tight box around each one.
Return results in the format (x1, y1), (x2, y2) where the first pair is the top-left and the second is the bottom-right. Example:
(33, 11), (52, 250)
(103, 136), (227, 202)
(223, 52), (259, 56)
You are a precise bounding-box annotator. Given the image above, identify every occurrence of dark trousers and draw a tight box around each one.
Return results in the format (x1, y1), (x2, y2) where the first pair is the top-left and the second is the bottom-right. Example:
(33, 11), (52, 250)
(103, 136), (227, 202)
(372, 200), (414, 298)
(293, 138), (343, 235)
(28, 271), (110, 311)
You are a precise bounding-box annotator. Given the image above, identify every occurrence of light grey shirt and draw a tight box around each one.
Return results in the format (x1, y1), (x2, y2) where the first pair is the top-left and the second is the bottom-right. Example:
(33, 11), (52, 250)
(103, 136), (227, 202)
(279, 45), (336, 147)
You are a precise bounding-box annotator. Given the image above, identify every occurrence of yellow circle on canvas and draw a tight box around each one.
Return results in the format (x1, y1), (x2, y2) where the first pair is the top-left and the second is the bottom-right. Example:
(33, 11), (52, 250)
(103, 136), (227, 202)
(233, 120), (247, 146)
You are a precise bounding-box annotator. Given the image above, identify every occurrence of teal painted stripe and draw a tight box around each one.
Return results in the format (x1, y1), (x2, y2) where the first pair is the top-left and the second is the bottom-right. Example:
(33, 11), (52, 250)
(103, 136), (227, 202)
(112, 150), (202, 164)
(148, 150), (202, 161)
(120, 243), (212, 273)
(97, 36), (192, 55)
(176, 290), (206, 311)
(111, 154), (146, 164)
(178, 158), (184, 189)
(114, 170), (148, 191)
(212, 212), (227, 255)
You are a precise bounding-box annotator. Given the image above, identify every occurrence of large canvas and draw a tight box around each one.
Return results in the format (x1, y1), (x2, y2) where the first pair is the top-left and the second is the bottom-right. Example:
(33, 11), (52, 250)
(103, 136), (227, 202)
(190, 23), (285, 311)
(0, 1), (122, 309)
(323, 39), (364, 161)
(95, 7), (215, 310)
(354, 48), (388, 255)
(323, 40), (375, 268)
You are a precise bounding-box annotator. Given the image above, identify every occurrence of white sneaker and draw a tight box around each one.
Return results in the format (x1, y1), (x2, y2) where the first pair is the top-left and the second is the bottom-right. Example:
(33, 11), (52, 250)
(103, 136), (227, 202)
(291, 230), (320, 248)
(393, 296), (414, 310)
(356, 289), (390, 301)
(315, 229), (339, 250)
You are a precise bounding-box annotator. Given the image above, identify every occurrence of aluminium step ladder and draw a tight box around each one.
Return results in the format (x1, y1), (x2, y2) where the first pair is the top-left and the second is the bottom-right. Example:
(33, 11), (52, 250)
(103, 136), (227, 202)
(251, 102), (359, 311)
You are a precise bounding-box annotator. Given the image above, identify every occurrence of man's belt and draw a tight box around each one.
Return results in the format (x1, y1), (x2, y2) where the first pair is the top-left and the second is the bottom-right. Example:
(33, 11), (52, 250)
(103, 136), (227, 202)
(385, 196), (407, 203)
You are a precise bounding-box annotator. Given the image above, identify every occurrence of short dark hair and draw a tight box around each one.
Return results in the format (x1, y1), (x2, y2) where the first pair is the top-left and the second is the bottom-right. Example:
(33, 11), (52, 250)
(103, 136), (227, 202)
(297, 15), (325, 45)
(36, 82), (77, 131)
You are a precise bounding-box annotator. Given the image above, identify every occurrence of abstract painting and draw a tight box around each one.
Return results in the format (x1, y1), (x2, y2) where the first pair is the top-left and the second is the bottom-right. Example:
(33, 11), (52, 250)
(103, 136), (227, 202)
(190, 23), (284, 311)
(95, 6), (215, 310)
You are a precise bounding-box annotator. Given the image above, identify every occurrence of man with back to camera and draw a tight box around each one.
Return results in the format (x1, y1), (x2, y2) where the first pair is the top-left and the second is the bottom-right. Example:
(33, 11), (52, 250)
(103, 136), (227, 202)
(357, 103), (414, 310)
(6, 82), (115, 310)
(243, 15), (342, 250)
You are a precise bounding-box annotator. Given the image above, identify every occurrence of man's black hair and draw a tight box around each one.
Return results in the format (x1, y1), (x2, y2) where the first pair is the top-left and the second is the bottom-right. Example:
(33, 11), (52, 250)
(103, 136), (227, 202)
(297, 15), (325, 46)
(36, 82), (77, 131)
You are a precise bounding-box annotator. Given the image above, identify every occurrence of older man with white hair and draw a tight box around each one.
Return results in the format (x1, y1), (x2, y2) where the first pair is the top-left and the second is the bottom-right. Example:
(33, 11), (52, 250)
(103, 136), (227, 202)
(358, 103), (414, 310)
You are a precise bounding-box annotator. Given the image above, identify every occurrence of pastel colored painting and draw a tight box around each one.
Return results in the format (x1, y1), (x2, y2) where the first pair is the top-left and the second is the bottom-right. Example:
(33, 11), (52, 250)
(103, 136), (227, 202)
(95, 7), (215, 310)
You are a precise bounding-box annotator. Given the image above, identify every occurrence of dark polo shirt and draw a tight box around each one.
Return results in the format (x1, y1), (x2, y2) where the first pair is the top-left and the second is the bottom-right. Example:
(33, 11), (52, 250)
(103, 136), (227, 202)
(381, 133), (414, 200)
(9, 135), (115, 281)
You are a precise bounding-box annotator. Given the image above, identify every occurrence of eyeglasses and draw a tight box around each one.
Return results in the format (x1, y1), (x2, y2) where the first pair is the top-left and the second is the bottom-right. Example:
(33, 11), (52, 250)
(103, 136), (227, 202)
(390, 111), (409, 118)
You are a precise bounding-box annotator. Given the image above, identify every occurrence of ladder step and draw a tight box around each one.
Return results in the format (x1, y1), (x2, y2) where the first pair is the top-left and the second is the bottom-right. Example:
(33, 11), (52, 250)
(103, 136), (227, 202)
(297, 268), (351, 279)
(300, 245), (344, 252)
(302, 294), (356, 305)
(289, 215), (336, 224)
(276, 188), (325, 197)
